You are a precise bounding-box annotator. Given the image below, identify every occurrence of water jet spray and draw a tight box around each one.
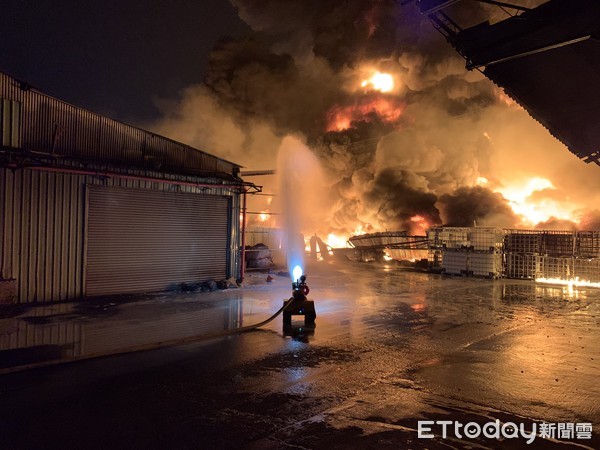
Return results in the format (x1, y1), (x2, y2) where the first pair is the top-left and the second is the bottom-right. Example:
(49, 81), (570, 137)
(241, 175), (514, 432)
(275, 137), (321, 327)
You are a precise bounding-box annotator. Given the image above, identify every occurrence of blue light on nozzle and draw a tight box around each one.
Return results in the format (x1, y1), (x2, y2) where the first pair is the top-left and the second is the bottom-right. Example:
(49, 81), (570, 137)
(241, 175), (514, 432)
(292, 265), (303, 282)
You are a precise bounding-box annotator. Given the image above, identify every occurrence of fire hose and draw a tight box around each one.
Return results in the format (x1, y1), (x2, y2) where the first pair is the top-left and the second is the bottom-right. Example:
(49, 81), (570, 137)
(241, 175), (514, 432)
(0, 299), (296, 375)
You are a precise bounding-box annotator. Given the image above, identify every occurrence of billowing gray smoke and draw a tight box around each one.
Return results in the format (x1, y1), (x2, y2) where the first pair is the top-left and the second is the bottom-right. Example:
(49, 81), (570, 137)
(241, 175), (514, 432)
(439, 186), (518, 228)
(153, 0), (600, 234)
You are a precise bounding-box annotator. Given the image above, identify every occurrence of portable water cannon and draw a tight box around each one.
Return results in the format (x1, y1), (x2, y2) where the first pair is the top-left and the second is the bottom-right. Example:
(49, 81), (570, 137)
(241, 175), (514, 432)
(292, 275), (310, 301)
(283, 267), (316, 326)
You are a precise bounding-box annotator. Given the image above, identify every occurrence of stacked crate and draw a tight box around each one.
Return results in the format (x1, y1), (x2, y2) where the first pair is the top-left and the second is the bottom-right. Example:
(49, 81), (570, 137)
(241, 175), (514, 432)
(427, 227), (469, 270)
(576, 231), (600, 258)
(573, 258), (600, 281)
(503, 230), (600, 282)
(573, 232), (600, 282)
(468, 252), (504, 278)
(505, 253), (540, 279)
(429, 227), (504, 278)
(441, 251), (468, 275)
(539, 256), (574, 279)
(504, 230), (542, 279)
(540, 232), (575, 257)
(429, 228), (600, 282)
(537, 231), (575, 280)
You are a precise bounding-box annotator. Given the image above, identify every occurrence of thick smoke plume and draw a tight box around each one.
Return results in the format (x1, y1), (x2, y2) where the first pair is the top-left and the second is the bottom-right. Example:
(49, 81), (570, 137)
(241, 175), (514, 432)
(153, 0), (600, 235)
(439, 186), (518, 228)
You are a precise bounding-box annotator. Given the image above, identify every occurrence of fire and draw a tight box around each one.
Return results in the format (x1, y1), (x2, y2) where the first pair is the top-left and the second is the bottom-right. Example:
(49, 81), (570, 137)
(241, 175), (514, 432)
(352, 224), (367, 236)
(536, 277), (600, 289)
(409, 215), (429, 236)
(495, 177), (578, 226)
(326, 233), (348, 249)
(361, 71), (394, 93)
(259, 211), (269, 222)
(326, 97), (404, 132)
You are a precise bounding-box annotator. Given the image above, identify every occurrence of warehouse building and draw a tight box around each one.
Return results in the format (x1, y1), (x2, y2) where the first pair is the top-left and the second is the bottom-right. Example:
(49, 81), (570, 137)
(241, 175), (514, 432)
(0, 71), (251, 303)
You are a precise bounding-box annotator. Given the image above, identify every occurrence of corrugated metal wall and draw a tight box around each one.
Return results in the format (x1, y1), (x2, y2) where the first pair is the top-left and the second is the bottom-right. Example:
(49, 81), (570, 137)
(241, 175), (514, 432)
(0, 72), (238, 178)
(1, 98), (21, 147)
(0, 167), (241, 303)
(0, 168), (84, 302)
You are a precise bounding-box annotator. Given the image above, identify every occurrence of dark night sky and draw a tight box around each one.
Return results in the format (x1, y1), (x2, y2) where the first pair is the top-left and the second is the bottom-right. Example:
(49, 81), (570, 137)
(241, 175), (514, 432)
(0, 0), (248, 125)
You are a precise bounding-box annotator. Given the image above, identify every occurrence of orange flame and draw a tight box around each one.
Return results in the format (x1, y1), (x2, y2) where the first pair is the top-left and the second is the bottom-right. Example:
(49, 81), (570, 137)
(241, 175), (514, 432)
(536, 277), (600, 288)
(361, 71), (394, 93)
(409, 215), (429, 236)
(325, 233), (348, 249)
(494, 177), (579, 227)
(326, 97), (404, 132)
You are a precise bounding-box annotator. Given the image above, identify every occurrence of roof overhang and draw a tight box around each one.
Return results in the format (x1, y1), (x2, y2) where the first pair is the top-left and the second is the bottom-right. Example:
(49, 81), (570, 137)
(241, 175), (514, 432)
(422, 0), (600, 164)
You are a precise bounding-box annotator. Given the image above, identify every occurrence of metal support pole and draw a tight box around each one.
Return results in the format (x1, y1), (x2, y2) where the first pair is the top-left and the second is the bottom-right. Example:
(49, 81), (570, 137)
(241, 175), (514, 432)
(240, 190), (248, 281)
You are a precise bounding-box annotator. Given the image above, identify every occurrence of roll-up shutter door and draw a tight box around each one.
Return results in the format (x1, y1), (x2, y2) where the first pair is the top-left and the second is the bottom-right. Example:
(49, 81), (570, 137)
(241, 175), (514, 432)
(86, 185), (230, 296)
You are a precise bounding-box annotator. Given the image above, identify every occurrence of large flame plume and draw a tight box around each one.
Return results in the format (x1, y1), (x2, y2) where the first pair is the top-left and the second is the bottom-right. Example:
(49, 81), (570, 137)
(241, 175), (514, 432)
(361, 71), (394, 93)
(326, 96), (404, 132)
(153, 0), (600, 246)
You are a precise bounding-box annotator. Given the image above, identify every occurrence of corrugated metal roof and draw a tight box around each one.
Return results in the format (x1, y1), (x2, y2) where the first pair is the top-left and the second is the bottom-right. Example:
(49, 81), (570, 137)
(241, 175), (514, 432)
(0, 71), (241, 178)
(448, 0), (600, 164)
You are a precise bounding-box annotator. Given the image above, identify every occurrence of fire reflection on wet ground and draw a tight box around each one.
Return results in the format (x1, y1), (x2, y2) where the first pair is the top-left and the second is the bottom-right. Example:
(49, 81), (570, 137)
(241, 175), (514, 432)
(1, 262), (599, 448)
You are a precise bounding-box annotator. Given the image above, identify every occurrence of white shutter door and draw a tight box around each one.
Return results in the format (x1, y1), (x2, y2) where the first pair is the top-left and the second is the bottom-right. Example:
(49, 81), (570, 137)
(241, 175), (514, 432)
(86, 185), (230, 296)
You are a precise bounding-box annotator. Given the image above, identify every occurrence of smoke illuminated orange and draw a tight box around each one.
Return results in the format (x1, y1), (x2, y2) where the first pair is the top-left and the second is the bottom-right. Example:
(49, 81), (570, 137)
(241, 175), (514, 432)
(326, 97), (404, 132)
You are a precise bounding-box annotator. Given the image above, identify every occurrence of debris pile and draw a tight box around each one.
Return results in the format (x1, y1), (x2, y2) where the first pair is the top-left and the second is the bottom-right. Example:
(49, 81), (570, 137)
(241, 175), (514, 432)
(245, 243), (274, 269)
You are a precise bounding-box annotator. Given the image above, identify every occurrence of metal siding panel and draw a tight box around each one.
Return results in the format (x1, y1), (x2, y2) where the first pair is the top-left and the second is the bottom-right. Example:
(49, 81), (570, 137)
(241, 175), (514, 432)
(9, 170), (19, 280)
(45, 173), (55, 300)
(0, 169), (5, 278)
(11, 99), (21, 147)
(229, 194), (241, 279)
(74, 178), (84, 297)
(60, 173), (70, 300)
(18, 170), (30, 301)
(1, 72), (239, 177)
(1, 169), (87, 303)
(66, 176), (76, 298)
(36, 172), (46, 301)
(0, 168), (6, 279)
(30, 169), (40, 301)
(52, 174), (62, 300)
(86, 186), (231, 296)
(2, 99), (10, 146)
(0, 170), (3, 278)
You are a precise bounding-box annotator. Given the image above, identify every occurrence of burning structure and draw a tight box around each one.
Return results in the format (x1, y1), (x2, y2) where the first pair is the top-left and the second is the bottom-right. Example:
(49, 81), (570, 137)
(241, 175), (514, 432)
(154, 0), (600, 275)
(347, 231), (429, 262)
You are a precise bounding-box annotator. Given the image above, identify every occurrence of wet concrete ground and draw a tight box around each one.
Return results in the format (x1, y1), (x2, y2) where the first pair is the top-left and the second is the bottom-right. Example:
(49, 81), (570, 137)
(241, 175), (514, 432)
(1, 262), (599, 449)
